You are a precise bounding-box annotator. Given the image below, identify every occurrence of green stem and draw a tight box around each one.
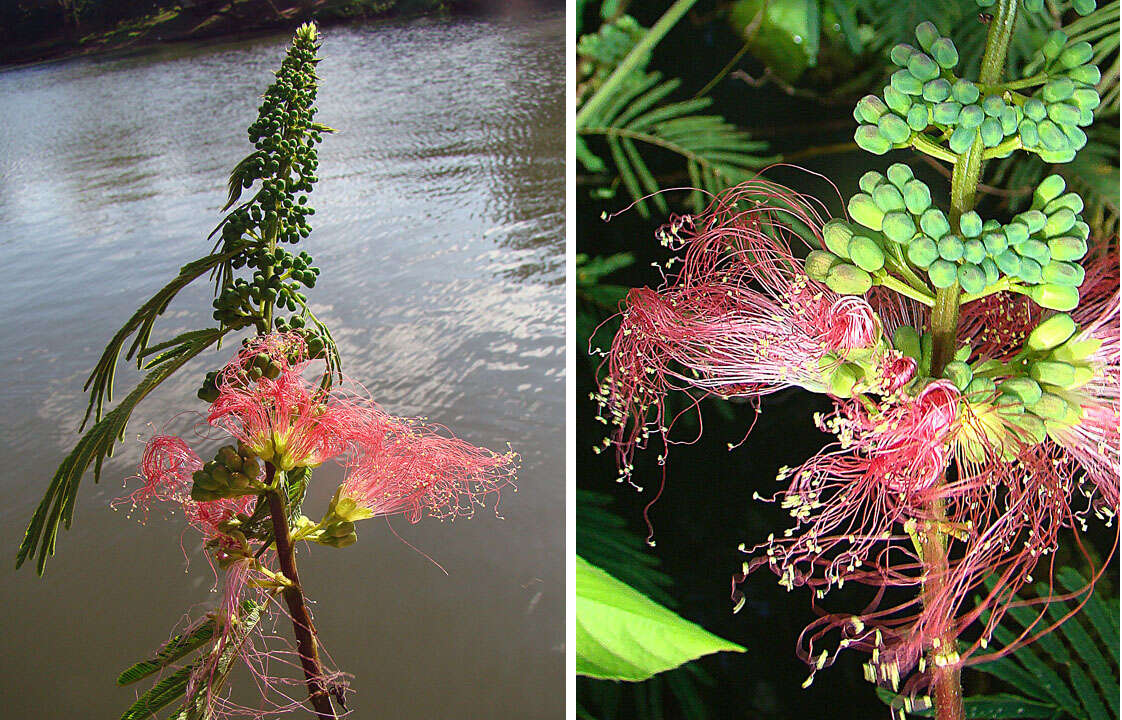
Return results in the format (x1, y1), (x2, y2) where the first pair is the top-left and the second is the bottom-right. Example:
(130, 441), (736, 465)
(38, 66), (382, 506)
(575, 0), (699, 129)
(924, 4), (1018, 720)
(878, 274), (935, 307)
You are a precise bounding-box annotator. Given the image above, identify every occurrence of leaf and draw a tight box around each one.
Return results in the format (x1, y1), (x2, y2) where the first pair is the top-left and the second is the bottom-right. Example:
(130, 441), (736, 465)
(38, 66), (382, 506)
(17, 328), (228, 575)
(727, 0), (820, 82)
(576, 556), (744, 681)
(172, 601), (266, 720)
(81, 247), (244, 429)
(118, 619), (217, 686)
(120, 665), (196, 720)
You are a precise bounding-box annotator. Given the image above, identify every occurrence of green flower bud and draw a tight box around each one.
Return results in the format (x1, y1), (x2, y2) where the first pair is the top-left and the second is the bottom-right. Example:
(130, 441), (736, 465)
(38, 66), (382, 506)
(1028, 313), (1077, 351)
(859, 170), (885, 194)
(1050, 336), (1102, 363)
(1015, 239), (1051, 264)
(963, 239), (987, 264)
(914, 21), (939, 52)
(923, 78), (952, 102)
(982, 231), (1007, 255)
(949, 125), (977, 154)
(1058, 41), (1093, 70)
(902, 179), (932, 214)
(824, 218), (857, 256)
(980, 117), (1003, 147)
(891, 69), (924, 96)
(907, 236), (940, 267)
(890, 43), (918, 67)
(884, 86), (912, 115)
(1017, 210), (1047, 234)
(1009, 412), (1047, 445)
(965, 376), (996, 399)
(855, 125), (892, 154)
(956, 210), (981, 238)
(908, 53), (940, 81)
(1028, 284), (1080, 311)
(217, 446), (243, 471)
(856, 95), (889, 123)
(982, 95), (1005, 117)
(825, 264), (874, 295)
(930, 37), (959, 69)
(882, 211), (917, 244)
(873, 184), (906, 212)
(999, 106), (1020, 135)
(928, 259), (958, 288)
(887, 163), (915, 188)
(959, 104), (984, 128)
(1023, 98), (1047, 122)
(1017, 257), (1043, 284)
(1043, 192), (1084, 216)
(1029, 392), (1070, 421)
(1042, 77), (1075, 103)
(1000, 377), (1043, 405)
(1030, 360), (1077, 387)
(849, 193), (887, 231)
(1041, 30), (1067, 61)
(1073, 0), (1096, 17)
(878, 113), (912, 143)
(938, 234), (965, 261)
(994, 249), (1021, 276)
(958, 263), (986, 294)
(1018, 119), (1039, 147)
(919, 208), (950, 238)
(848, 236), (886, 272)
(952, 80), (980, 105)
(1044, 208), (1077, 237)
(1047, 236), (1088, 262)
(933, 101), (962, 125)
(894, 325), (922, 360)
(943, 360), (972, 390)
(907, 105), (930, 131)
(1041, 260), (1085, 287)
(1071, 87), (1101, 111)
(1047, 102), (1081, 127)
(981, 257), (1000, 285)
(1066, 65), (1101, 85)
(1037, 119), (1068, 151)
(805, 250), (845, 281)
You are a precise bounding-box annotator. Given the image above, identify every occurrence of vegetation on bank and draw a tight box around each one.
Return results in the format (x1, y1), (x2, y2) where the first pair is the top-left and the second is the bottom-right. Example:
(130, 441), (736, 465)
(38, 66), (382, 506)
(0, 0), (468, 66)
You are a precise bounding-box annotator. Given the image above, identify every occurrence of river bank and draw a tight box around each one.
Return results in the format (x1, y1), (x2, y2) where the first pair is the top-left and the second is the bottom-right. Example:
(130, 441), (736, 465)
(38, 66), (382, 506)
(0, 0), (515, 69)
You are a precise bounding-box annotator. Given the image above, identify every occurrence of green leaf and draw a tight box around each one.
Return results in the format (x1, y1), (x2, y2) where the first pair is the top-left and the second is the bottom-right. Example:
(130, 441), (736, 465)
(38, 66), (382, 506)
(17, 328), (228, 575)
(576, 556), (744, 681)
(118, 619), (217, 686)
(120, 664), (195, 720)
(172, 601), (266, 720)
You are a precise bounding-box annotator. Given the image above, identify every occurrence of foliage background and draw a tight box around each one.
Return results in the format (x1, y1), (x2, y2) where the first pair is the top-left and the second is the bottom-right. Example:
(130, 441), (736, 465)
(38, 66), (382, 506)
(576, 2), (1119, 718)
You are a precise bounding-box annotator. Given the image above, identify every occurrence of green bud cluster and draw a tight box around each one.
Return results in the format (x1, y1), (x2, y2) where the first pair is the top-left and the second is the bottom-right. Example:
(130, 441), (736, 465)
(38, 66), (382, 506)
(836, 166), (1088, 306)
(854, 22), (1100, 164)
(211, 22), (328, 332)
(577, 14), (645, 87)
(191, 442), (265, 502)
(987, 313), (1101, 435)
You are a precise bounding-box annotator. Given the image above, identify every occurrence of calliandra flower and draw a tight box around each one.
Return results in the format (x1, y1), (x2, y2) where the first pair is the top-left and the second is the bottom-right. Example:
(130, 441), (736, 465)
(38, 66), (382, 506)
(207, 333), (358, 471)
(732, 377), (1099, 698)
(336, 410), (519, 523)
(593, 181), (911, 485)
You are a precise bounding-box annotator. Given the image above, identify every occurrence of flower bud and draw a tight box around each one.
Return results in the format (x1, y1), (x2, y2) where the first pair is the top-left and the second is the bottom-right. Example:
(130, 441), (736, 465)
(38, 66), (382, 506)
(1049, 336), (1102, 363)
(1041, 261), (1085, 287)
(823, 219), (856, 256)
(829, 363), (864, 398)
(1030, 360), (1077, 388)
(907, 236), (939, 268)
(825, 264), (873, 295)
(958, 264), (986, 294)
(1029, 393), (1070, 421)
(942, 360), (972, 390)
(848, 236), (886, 272)
(928, 259), (958, 288)
(882, 212), (917, 244)
(805, 250), (844, 282)
(998, 377), (1042, 405)
(1027, 313), (1077, 352)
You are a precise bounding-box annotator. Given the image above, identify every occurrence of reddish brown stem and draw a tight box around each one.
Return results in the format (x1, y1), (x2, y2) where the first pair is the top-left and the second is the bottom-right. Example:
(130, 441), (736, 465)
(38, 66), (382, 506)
(265, 464), (337, 719)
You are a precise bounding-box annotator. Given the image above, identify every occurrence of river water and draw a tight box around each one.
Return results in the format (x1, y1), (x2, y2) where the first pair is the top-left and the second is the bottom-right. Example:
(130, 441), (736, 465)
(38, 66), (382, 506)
(0, 10), (564, 718)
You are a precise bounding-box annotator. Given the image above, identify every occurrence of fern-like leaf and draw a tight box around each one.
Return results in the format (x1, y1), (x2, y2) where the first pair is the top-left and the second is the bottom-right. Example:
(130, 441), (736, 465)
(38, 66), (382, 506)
(117, 620), (217, 686)
(17, 328), (228, 574)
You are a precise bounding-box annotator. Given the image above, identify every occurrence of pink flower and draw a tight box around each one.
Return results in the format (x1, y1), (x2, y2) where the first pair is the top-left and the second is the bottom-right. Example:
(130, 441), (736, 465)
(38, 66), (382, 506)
(338, 409), (518, 523)
(594, 182), (906, 484)
(207, 334), (358, 470)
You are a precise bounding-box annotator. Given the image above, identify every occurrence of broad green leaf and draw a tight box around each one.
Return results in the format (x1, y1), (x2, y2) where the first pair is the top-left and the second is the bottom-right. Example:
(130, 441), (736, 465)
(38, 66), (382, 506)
(576, 556), (744, 681)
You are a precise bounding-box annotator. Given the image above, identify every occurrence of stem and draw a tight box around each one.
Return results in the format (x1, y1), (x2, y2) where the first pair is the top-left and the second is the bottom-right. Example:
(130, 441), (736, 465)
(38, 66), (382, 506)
(265, 464), (337, 719)
(923, 4), (1018, 719)
(575, 0), (699, 129)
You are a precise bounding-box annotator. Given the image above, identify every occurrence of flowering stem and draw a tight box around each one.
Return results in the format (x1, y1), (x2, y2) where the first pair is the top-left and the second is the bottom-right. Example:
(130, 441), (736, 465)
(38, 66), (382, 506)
(923, 3), (1018, 719)
(265, 463), (338, 719)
